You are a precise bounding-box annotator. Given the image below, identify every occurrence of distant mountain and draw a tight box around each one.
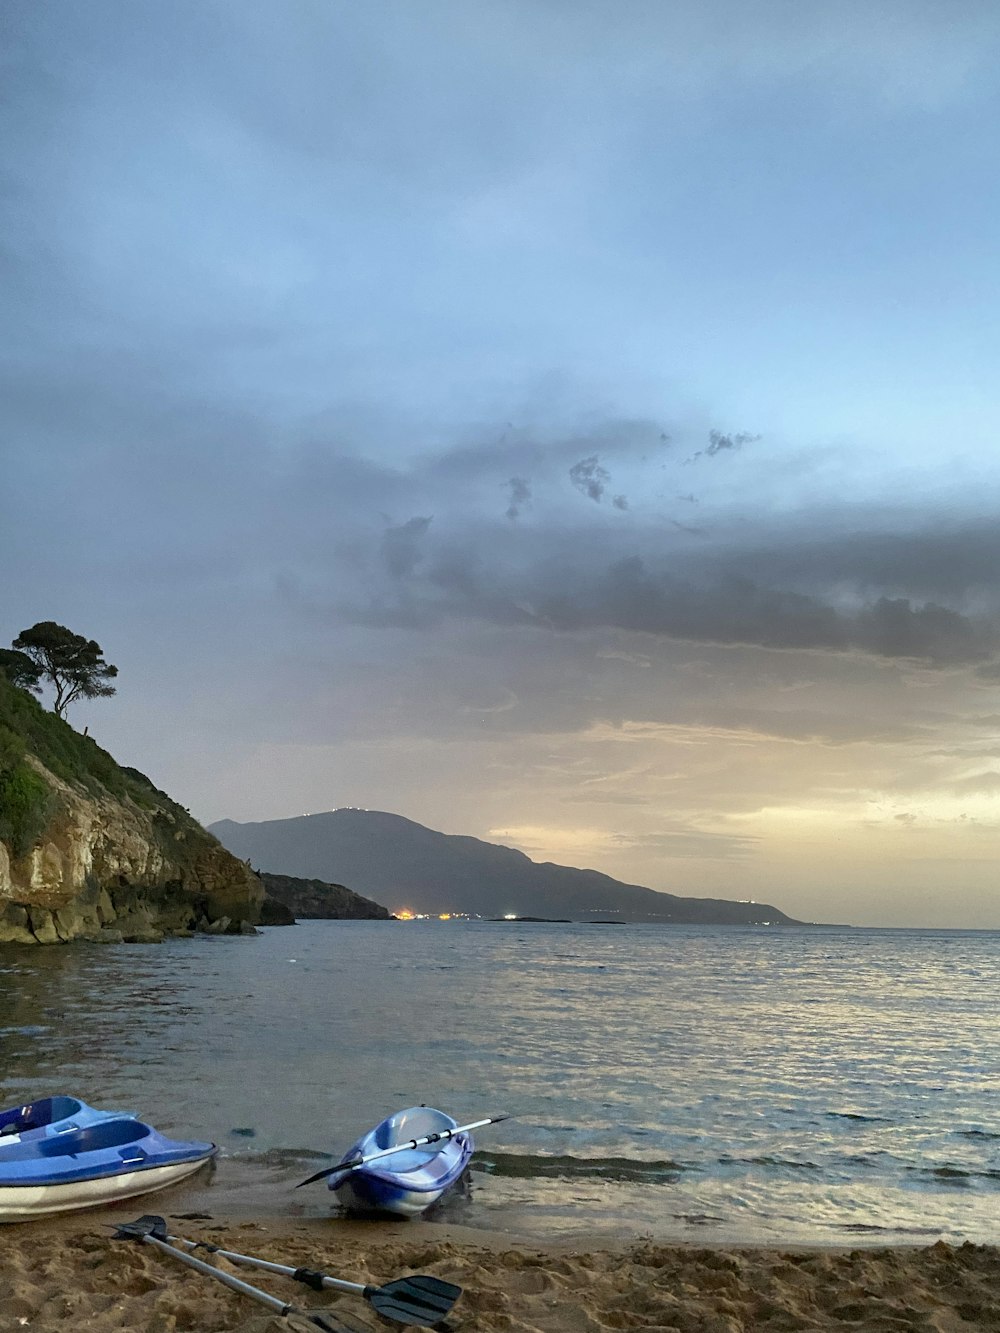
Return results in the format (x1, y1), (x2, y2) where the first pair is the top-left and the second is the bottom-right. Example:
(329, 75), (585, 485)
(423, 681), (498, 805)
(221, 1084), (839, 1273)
(209, 809), (801, 926)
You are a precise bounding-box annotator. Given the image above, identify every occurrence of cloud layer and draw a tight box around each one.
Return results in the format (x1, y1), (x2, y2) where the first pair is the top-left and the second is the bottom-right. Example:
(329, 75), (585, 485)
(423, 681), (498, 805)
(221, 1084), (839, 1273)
(5, 1), (1000, 926)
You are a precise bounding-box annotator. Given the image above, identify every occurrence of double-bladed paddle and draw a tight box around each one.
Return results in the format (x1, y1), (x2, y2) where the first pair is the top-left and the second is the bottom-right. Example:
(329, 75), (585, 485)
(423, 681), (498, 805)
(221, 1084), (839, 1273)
(113, 1216), (354, 1330)
(112, 1214), (461, 1328)
(296, 1111), (511, 1189)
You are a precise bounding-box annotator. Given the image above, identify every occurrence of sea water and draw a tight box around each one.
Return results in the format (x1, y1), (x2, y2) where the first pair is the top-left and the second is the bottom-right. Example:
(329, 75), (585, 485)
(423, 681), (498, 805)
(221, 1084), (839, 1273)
(1, 921), (998, 1245)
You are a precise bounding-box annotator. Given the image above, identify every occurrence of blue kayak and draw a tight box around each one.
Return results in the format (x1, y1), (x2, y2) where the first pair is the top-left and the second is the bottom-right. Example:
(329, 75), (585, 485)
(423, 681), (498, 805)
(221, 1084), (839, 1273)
(332, 1106), (473, 1218)
(0, 1096), (126, 1143)
(0, 1117), (217, 1222)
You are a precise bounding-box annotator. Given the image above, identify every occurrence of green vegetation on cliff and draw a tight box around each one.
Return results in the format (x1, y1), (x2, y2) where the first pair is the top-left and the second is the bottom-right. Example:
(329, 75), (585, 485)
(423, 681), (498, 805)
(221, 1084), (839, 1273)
(1, 673), (140, 803)
(0, 726), (54, 858)
(0, 674), (264, 945)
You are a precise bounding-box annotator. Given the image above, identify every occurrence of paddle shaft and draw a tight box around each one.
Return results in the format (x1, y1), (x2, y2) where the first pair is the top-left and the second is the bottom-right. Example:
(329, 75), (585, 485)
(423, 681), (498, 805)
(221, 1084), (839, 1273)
(113, 1215), (460, 1328)
(339, 1112), (507, 1173)
(138, 1231), (295, 1315)
(169, 1233), (365, 1296)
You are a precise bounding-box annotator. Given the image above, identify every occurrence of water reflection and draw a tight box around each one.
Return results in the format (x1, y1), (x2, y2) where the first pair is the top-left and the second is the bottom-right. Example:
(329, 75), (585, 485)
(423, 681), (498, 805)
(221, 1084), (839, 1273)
(1, 923), (998, 1243)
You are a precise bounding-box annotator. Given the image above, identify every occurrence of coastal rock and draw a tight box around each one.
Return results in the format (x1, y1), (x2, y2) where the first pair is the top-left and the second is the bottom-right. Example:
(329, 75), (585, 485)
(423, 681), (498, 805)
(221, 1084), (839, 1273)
(258, 871), (392, 920)
(258, 894), (296, 925)
(0, 680), (265, 945)
(0, 901), (36, 945)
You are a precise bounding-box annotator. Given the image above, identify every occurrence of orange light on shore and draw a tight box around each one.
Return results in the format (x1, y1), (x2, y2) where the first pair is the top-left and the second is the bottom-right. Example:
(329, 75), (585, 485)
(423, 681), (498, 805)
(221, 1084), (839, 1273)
(438, 913), (452, 921)
(395, 908), (416, 920)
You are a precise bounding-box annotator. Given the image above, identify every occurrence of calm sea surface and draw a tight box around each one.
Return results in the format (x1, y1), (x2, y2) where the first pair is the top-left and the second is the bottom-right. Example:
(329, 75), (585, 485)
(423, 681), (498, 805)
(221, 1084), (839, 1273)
(1, 921), (998, 1245)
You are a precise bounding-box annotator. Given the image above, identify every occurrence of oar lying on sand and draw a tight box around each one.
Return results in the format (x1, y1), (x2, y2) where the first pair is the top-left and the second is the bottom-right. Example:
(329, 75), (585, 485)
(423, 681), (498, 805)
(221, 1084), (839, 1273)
(297, 1112), (511, 1189)
(114, 1215), (359, 1331)
(112, 1214), (461, 1328)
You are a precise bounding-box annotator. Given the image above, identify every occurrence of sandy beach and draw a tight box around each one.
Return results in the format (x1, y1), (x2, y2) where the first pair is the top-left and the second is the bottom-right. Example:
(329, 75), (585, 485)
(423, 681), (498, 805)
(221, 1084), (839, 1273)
(2, 1203), (999, 1333)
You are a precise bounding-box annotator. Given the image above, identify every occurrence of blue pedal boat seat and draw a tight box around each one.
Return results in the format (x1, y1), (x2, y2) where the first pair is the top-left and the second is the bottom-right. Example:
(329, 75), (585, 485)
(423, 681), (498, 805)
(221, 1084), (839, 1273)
(0, 1096), (125, 1144)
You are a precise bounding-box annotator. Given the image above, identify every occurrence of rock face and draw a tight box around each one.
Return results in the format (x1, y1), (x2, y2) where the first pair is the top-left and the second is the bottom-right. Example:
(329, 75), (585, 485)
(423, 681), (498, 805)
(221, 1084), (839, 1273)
(0, 681), (264, 945)
(258, 872), (392, 921)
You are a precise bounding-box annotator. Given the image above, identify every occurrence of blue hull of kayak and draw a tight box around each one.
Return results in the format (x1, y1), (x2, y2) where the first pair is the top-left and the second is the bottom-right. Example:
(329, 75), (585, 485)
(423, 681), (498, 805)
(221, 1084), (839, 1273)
(0, 1117), (217, 1222)
(0, 1096), (127, 1144)
(332, 1107), (472, 1218)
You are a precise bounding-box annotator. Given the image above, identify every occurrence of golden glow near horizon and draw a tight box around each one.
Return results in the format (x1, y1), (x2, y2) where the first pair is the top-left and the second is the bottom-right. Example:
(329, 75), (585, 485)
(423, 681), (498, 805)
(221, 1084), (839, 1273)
(227, 680), (1000, 928)
(488, 822), (619, 861)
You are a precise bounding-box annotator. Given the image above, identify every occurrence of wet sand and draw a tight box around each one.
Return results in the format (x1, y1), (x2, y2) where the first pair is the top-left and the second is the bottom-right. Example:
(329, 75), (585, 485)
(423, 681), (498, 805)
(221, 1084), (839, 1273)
(2, 1203), (999, 1332)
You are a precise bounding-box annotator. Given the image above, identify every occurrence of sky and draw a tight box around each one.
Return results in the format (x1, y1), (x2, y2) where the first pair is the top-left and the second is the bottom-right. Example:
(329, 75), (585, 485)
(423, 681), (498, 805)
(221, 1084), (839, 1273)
(4, 1), (1000, 928)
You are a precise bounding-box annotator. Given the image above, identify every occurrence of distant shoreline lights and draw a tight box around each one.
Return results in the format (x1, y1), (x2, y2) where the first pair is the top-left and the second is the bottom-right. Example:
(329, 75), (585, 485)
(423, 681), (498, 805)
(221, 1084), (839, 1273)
(392, 909), (473, 921)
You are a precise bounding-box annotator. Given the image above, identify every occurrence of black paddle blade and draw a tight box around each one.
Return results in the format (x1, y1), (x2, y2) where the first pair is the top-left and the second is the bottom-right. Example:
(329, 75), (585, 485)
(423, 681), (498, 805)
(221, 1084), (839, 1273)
(369, 1275), (462, 1327)
(296, 1155), (361, 1189)
(296, 1163), (338, 1189)
(112, 1214), (169, 1241)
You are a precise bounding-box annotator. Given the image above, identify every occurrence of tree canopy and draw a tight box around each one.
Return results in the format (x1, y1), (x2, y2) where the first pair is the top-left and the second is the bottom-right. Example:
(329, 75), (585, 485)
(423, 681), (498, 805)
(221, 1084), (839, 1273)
(0, 649), (43, 696)
(11, 622), (118, 719)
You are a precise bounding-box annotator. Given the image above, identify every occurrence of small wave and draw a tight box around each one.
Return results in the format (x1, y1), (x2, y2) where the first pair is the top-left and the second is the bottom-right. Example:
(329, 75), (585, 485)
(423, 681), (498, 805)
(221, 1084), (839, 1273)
(825, 1112), (889, 1123)
(908, 1165), (1000, 1184)
(838, 1223), (942, 1236)
(957, 1129), (1000, 1141)
(472, 1151), (689, 1183)
(718, 1154), (821, 1171)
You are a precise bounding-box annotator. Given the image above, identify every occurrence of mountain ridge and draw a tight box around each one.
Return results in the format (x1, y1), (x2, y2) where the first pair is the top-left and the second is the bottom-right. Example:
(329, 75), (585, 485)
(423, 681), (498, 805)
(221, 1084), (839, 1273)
(210, 808), (803, 925)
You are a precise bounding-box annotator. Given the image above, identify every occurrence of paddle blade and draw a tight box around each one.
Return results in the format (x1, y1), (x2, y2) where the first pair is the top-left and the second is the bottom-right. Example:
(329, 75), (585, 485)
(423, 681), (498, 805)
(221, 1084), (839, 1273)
(296, 1154), (362, 1189)
(112, 1214), (168, 1241)
(296, 1164), (337, 1188)
(368, 1275), (462, 1327)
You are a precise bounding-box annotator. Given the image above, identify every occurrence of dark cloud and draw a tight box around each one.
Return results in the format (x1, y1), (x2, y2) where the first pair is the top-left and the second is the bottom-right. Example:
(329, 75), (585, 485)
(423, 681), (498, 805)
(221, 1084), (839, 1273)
(347, 510), (1000, 668)
(686, 430), (761, 463)
(854, 597), (989, 665)
(381, 517), (433, 580)
(538, 563), (996, 666)
(706, 430), (759, 456)
(727, 520), (1000, 603)
(505, 476), (532, 520)
(569, 455), (612, 502)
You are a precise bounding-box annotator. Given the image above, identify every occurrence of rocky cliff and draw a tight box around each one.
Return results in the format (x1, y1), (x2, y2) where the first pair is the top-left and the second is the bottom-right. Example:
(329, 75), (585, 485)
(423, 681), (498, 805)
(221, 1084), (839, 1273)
(258, 871), (393, 920)
(0, 677), (264, 945)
